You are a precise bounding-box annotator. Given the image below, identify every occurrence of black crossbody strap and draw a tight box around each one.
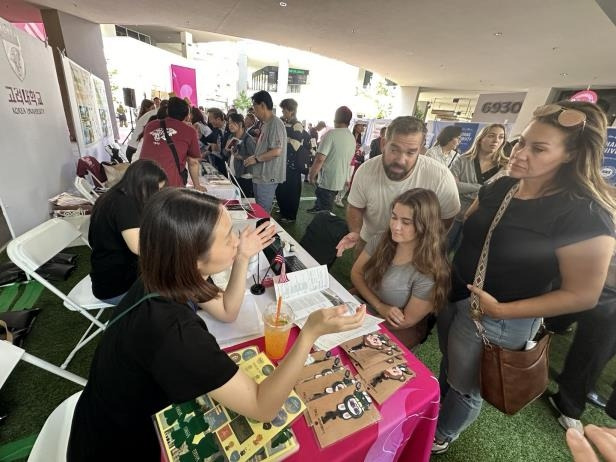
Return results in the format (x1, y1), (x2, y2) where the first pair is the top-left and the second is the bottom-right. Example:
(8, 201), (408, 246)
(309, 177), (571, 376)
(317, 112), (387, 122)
(106, 293), (160, 329)
(160, 120), (183, 177)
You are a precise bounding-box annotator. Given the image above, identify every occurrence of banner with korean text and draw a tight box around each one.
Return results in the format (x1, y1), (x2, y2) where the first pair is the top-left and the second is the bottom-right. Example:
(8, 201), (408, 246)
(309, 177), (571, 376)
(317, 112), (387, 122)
(0, 18), (74, 241)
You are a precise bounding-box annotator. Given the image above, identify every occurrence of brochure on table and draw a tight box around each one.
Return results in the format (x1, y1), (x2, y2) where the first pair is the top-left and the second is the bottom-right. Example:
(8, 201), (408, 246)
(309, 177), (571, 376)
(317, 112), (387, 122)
(274, 265), (383, 351)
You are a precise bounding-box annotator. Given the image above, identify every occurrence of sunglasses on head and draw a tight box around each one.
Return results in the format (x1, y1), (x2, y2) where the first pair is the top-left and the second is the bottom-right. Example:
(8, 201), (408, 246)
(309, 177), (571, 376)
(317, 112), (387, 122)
(533, 104), (587, 130)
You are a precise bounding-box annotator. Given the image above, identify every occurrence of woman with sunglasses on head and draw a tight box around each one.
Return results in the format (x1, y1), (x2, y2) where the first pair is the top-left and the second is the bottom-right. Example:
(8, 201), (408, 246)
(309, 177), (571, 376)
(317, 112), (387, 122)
(68, 188), (366, 462)
(433, 101), (616, 455)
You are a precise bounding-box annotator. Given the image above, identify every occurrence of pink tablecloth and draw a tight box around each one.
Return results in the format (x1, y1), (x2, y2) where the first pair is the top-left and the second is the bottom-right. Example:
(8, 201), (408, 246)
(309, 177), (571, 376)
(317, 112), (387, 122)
(160, 203), (439, 461)
(225, 325), (439, 462)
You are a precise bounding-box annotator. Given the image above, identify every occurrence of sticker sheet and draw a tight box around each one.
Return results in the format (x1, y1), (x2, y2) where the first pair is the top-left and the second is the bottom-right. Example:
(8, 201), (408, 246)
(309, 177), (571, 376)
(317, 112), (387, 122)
(357, 358), (415, 404)
(341, 332), (404, 370)
(296, 356), (344, 384)
(154, 351), (305, 462)
(295, 368), (360, 403)
(305, 382), (381, 448)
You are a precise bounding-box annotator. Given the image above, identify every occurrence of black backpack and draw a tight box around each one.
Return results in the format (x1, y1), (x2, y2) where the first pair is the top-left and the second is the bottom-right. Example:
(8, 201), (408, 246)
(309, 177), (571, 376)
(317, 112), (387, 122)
(292, 130), (312, 173)
(299, 212), (349, 269)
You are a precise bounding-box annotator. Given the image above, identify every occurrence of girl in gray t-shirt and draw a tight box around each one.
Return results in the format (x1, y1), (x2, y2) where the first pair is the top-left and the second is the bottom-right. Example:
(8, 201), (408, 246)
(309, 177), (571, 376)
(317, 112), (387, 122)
(351, 188), (450, 348)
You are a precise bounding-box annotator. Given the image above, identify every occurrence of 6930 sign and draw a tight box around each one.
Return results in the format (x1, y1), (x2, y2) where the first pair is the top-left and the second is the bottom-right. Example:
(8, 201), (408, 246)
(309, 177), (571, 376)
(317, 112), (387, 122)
(481, 101), (522, 114)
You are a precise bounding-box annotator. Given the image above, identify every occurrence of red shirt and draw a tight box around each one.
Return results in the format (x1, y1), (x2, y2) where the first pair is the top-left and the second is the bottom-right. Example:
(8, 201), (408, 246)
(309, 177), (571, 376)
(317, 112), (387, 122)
(140, 118), (201, 187)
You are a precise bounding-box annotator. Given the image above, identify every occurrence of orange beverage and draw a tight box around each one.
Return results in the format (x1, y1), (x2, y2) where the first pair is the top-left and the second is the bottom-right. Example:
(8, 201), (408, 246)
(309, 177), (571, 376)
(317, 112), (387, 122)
(263, 303), (293, 360)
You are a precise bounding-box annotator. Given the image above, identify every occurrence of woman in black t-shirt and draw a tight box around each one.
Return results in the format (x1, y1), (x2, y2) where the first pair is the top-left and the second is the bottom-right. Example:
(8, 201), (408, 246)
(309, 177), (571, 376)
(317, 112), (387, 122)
(89, 160), (167, 304)
(433, 101), (616, 454)
(68, 188), (366, 461)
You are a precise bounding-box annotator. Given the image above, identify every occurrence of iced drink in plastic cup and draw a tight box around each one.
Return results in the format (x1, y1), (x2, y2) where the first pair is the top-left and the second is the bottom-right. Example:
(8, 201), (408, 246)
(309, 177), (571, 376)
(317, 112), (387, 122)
(263, 303), (294, 361)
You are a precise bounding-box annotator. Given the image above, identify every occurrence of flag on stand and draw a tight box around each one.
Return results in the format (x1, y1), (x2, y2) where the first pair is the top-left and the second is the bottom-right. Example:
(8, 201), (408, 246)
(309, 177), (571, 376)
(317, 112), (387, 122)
(273, 253), (284, 266)
(276, 253), (289, 283)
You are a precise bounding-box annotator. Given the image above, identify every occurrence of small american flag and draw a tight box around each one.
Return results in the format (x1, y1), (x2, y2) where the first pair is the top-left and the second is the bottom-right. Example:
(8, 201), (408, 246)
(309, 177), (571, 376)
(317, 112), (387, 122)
(276, 253), (289, 283)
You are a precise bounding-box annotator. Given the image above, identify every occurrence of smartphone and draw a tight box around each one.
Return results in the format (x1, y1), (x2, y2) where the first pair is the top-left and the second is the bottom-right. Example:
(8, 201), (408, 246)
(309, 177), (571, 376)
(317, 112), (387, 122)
(227, 138), (239, 150)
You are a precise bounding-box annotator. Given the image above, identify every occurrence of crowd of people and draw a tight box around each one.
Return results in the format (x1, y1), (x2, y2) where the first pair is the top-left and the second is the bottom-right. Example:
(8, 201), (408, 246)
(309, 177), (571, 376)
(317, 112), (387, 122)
(70, 92), (616, 460)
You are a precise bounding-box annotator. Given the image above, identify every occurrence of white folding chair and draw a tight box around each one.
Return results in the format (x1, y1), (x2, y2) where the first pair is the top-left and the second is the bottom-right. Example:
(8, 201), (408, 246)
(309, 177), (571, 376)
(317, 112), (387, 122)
(27, 391), (82, 462)
(74, 176), (99, 205)
(7, 218), (113, 369)
(0, 339), (86, 388)
(0, 339), (85, 462)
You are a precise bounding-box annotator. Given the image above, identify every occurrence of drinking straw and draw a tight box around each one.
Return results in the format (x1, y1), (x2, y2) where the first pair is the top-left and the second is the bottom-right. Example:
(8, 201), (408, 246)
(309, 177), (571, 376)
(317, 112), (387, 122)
(275, 295), (282, 324)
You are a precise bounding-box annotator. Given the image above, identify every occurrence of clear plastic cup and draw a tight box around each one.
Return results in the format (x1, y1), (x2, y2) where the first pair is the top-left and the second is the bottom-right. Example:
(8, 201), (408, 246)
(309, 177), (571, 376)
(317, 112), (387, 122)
(263, 302), (294, 361)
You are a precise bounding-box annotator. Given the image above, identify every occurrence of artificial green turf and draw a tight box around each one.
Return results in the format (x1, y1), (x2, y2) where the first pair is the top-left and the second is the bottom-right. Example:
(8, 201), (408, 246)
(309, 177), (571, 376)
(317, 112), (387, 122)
(1, 183), (614, 461)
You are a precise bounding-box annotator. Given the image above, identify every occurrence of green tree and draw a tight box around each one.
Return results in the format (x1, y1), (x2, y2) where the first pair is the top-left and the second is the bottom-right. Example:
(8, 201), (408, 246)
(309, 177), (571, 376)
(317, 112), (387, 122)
(232, 90), (252, 113)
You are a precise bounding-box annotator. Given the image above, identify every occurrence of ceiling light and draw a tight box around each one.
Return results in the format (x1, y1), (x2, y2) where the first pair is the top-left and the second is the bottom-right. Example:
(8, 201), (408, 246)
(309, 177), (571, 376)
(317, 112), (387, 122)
(493, 32), (503, 36)
(561, 72), (568, 77)
(279, 1), (287, 6)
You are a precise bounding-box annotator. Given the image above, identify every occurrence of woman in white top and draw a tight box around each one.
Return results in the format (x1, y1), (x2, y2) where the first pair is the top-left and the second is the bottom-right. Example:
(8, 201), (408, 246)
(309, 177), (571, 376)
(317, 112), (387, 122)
(425, 126), (462, 167)
(126, 99), (156, 161)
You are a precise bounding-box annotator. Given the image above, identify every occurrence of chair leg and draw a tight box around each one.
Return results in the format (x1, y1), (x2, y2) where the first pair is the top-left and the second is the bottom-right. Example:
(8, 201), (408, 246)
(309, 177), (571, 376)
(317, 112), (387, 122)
(61, 309), (105, 369)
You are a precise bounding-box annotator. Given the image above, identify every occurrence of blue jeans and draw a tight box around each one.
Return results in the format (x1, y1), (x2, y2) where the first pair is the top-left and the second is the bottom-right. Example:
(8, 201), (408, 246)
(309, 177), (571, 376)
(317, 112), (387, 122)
(436, 298), (542, 443)
(252, 182), (279, 213)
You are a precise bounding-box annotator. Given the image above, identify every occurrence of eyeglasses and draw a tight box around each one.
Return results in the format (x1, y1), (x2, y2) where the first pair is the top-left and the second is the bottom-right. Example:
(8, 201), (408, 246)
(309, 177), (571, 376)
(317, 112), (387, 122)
(533, 104), (586, 129)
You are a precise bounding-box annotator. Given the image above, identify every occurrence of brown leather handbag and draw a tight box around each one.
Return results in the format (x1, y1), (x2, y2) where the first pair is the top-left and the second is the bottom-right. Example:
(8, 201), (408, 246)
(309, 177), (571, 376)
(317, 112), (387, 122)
(469, 182), (552, 415)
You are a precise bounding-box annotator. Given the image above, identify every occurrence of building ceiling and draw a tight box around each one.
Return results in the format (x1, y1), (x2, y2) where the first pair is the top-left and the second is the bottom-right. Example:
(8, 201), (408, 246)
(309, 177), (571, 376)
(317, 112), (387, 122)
(9, 0), (616, 93)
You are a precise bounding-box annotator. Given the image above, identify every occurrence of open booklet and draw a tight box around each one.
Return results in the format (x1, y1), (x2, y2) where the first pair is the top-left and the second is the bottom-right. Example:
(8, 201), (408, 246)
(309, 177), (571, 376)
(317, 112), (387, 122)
(273, 265), (383, 351)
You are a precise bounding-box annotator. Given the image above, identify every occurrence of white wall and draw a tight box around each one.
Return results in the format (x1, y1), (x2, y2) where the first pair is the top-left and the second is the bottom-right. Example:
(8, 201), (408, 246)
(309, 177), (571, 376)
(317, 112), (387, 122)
(198, 39), (392, 122)
(396, 86), (420, 117)
(104, 36), (403, 123)
(511, 87), (557, 136)
(103, 36), (214, 108)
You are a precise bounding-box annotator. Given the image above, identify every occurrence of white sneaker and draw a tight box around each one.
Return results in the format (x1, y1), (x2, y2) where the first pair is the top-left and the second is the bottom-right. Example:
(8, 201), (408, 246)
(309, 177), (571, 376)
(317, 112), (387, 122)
(548, 396), (584, 434)
(431, 439), (449, 455)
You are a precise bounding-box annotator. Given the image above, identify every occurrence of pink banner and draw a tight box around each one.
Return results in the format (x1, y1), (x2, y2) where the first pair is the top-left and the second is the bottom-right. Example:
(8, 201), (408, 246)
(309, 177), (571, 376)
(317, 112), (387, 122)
(12, 23), (46, 42)
(170, 64), (197, 107)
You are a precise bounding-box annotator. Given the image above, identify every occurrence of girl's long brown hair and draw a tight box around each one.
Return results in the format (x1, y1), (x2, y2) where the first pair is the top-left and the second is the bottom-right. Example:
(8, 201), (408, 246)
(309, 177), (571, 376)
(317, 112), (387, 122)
(364, 189), (450, 313)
